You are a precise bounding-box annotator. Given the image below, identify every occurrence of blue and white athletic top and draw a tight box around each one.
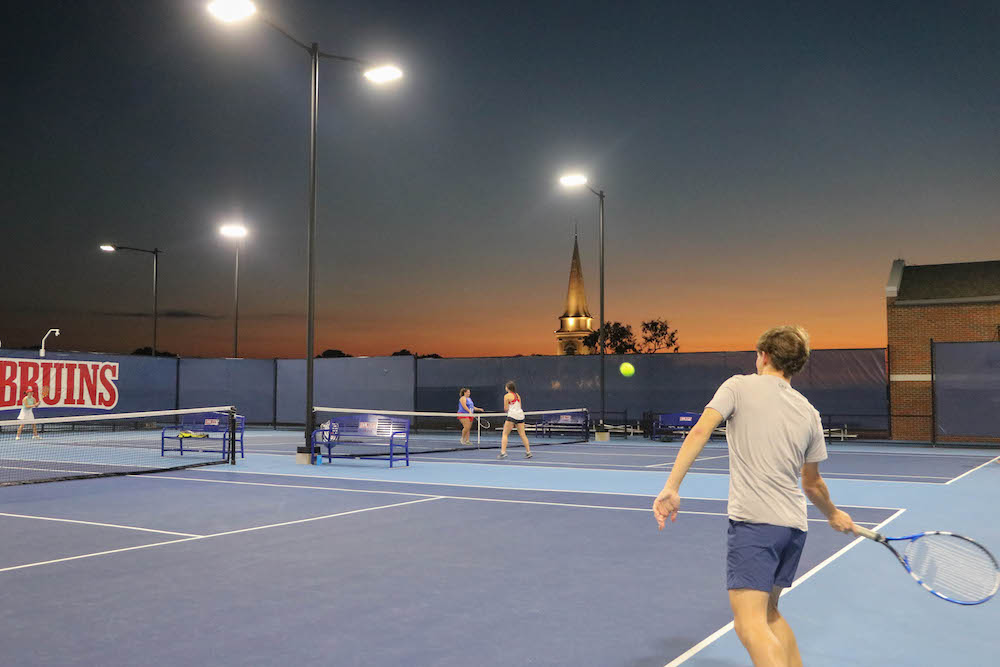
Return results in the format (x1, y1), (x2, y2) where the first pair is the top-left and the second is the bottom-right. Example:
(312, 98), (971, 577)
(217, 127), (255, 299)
(458, 397), (475, 416)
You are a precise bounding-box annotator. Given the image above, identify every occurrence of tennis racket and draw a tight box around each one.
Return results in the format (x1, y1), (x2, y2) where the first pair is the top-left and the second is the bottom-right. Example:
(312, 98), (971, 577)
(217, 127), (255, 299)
(855, 525), (1000, 605)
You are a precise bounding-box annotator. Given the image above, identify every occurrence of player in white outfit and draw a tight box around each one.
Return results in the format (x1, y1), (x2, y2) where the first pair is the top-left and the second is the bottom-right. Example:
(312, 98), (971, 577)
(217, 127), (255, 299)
(16, 387), (41, 440)
(499, 381), (531, 459)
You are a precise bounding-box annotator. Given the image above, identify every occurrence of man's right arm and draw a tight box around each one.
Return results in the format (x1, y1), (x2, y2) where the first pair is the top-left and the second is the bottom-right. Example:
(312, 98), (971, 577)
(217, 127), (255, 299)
(801, 463), (855, 533)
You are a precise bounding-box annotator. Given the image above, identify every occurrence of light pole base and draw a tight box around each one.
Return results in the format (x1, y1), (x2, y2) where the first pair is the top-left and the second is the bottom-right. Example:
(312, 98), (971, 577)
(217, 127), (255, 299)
(595, 431), (611, 442)
(296, 446), (319, 465)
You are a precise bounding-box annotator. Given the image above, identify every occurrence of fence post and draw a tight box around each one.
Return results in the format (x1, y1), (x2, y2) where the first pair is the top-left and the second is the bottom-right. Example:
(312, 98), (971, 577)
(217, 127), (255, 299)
(885, 345), (892, 440)
(929, 339), (937, 446)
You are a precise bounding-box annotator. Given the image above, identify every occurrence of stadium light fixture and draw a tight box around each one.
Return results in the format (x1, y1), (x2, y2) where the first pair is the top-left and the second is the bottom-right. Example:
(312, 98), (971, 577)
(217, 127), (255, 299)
(208, 2), (404, 454)
(364, 65), (403, 84)
(559, 173), (588, 188)
(99, 244), (162, 356)
(219, 223), (248, 238)
(558, 171), (607, 426)
(206, 0), (257, 23)
(219, 223), (249, 357)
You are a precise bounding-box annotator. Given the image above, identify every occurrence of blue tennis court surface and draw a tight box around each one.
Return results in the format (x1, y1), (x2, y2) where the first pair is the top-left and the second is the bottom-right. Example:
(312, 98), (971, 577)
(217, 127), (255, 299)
(2, 431), (998, 666)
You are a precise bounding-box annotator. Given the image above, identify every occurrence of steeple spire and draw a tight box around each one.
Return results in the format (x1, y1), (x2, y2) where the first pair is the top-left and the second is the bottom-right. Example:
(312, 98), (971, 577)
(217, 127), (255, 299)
(555, 233), (594, 355)
(562, 235), (591, 318)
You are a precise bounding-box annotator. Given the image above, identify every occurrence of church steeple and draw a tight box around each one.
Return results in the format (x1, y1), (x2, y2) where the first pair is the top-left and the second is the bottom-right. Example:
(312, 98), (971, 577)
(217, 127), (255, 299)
(555, 232), (594, 355)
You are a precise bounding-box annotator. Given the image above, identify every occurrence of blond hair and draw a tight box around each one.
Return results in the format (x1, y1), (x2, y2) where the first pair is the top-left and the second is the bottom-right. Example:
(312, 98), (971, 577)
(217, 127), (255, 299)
(756, 326), (811, 376)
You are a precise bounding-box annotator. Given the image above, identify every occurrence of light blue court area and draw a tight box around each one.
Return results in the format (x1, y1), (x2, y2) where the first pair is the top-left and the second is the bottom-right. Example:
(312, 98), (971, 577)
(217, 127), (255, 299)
(1, 433), (998, 666)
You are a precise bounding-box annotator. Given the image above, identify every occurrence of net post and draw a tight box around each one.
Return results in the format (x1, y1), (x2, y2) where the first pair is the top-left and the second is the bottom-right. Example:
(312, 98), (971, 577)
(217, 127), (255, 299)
(229, 407), (237, 465)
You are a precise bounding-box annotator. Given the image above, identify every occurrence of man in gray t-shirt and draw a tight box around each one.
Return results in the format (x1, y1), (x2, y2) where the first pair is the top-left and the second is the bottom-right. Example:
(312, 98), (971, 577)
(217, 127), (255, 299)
(653, 326), (855, 667)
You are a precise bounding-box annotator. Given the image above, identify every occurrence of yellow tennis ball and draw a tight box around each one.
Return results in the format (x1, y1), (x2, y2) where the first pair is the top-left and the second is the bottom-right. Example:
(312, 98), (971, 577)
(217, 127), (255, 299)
(619, 362), (635, 377)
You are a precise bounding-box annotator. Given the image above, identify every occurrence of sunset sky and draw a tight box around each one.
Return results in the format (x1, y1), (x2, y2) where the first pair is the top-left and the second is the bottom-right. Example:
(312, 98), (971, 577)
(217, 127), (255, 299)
(3, 1), (998, 359)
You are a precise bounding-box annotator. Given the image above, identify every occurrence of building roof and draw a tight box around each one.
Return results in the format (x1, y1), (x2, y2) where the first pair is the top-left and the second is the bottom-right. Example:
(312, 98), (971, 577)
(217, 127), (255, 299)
(887, 259), (1000, 304)
(562, 235), (592, 318)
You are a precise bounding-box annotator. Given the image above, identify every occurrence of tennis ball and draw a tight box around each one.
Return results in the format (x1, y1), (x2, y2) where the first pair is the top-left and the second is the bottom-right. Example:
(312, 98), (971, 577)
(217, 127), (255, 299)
(619, 362), (635, 377)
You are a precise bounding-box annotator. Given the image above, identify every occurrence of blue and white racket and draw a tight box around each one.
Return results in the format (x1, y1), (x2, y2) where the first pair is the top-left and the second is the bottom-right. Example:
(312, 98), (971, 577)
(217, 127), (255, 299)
(855, 526), (1000, 605)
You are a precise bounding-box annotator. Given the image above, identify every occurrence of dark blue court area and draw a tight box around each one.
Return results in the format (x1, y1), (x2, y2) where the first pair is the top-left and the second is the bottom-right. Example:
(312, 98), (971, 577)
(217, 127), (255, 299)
(1, 470), (893, 667)
(3, 432), (998, 667)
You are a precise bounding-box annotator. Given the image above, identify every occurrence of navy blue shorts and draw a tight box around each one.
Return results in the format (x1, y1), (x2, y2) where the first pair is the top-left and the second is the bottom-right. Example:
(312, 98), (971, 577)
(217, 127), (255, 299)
(727, 520), (807, 592)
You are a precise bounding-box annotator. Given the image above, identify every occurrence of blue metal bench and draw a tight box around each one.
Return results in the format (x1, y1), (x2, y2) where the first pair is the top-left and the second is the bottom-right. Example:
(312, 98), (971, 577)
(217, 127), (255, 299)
(161, 412), (245, 458)
(651, 412), (702, 440)
(312, 413), (410, 467)
(538, 411), (590, 441)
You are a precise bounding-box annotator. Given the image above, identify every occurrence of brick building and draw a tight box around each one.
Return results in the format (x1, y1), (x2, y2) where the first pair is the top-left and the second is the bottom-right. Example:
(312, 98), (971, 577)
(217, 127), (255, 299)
(886, 259), (1000, 441)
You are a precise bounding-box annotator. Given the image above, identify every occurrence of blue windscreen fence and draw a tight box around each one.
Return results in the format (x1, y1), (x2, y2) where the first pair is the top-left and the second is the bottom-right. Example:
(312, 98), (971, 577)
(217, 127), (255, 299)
(0, 347), (888, 430)
(415, 348), (888, 431)
(933, 341), (1000, 439)
(178, 359), (276, 424)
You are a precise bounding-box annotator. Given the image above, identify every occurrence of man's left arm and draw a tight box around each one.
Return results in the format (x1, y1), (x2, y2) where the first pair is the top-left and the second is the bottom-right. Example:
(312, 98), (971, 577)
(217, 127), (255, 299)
(653, 408), (724, 528)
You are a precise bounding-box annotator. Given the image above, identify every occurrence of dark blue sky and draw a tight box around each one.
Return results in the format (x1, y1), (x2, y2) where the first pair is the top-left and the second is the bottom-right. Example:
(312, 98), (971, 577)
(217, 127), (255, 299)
(3, 1), (998, 358)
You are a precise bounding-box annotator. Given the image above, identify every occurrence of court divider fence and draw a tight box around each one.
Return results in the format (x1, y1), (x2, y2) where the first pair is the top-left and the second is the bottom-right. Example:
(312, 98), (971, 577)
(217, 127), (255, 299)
(0, 348), (889, 433)
(932, 341), (1000, 442)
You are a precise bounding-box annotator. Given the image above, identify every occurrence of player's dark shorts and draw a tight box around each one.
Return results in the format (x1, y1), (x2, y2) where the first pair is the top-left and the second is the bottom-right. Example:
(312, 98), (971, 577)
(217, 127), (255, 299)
(505, 416), (525, 424)
(727, 520), (807, 592)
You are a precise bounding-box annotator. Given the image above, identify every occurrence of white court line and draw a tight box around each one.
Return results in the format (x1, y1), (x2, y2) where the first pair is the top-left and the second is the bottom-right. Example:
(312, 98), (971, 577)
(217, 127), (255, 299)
(187, 467), (903, 509)
(645, 454), (728, 469)
(413, 456), (680, 469)
(813, 471), (950, 480)
(0, 512), (200, 537)
(134, 474), (887, 525)
(944, 454), (1000, 485)
(663, 507), (907, 667)
(826, 449), (998, 459)
(0, 497), (439, 574)
(330, 451), (951, 481)
(403, 457), (952, 481)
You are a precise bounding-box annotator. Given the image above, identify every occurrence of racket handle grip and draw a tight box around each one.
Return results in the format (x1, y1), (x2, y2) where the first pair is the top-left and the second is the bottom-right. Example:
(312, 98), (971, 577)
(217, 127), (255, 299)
(855, 525), (879, 540)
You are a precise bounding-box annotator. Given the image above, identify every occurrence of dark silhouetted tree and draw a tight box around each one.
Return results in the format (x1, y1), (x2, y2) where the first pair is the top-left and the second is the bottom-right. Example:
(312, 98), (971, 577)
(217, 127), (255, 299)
(133, 347), (178, 358)
(639, 318), (680, 353)
(582, 322), (639, 355)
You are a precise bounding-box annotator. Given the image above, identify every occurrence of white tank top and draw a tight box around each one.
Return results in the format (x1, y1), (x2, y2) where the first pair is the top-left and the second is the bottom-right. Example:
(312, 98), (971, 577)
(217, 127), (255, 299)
(506, 393), (524, 420)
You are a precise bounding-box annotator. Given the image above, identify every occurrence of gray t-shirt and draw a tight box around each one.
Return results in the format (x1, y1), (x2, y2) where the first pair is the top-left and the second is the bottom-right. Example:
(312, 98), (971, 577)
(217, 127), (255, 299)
(706, 374), (827, 531)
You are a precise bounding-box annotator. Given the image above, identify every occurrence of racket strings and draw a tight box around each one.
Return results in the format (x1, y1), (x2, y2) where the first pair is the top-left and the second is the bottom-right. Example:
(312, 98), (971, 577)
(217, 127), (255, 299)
(905, 535), (1000, 603)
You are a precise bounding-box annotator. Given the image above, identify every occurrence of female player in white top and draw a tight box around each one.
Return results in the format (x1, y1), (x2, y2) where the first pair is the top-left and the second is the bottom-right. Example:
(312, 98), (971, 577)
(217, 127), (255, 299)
(499, 381), (531, 459)
(16, 387), (41, 440)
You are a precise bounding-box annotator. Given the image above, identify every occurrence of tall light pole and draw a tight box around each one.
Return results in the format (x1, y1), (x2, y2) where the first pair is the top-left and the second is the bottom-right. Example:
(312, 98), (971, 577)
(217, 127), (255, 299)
(207, 1), (403, 450)
(100, 244), (162, 356)
(219, 223), (248, 358)
(559, 173), (607, 425)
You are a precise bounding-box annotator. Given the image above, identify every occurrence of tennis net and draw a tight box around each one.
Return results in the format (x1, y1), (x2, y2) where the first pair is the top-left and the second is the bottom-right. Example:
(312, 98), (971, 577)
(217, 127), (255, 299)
(312, 406), (589, 458)
(0, 406), (238, 486)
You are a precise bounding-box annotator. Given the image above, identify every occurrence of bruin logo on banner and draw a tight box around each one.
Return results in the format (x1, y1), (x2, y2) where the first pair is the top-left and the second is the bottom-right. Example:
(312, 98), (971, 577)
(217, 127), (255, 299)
(0, 359), (120, 410)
